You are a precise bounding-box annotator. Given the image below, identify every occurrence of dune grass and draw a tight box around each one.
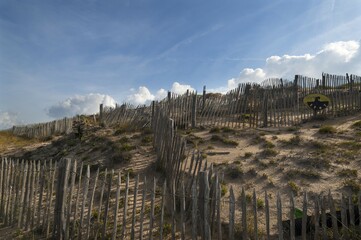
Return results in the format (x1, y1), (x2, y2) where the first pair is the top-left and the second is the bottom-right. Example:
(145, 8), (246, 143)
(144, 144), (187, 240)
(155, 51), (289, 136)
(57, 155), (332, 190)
(0, 131), (39, 152)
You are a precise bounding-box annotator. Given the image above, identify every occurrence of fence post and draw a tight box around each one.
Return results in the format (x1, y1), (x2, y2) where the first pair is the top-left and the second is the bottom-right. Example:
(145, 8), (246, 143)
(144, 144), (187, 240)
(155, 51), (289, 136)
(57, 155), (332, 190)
(199, 171), (210, 239)
(262, 91), (268, 127)
(191, 93), (197, 128)
(202, 85), (206, 111)
(192, 181), (197, 240)
(277, 193), (283, 240)
(229, 186), (235, 240)
(253, 189), (259, 240)
(53, 158), (71, 240)
(99, 104), (104, 126)
(302, 192), (308, 240)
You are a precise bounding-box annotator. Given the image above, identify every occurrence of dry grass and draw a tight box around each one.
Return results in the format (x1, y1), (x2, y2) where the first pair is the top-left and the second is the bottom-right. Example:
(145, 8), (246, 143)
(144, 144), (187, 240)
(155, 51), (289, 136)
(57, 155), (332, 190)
(0, 131), (39, 152)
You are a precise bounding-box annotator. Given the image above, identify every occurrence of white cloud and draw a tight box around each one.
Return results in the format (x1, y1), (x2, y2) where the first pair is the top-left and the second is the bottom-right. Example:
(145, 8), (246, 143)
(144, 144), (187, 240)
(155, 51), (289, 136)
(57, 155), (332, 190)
(0, 111), (22, 129)
(229, 40), (361, 88)
(126, 82), (194, 105)
(47, 93), (116, 118)
(126, 86), (155, 105)
(170, 82), (195, 94)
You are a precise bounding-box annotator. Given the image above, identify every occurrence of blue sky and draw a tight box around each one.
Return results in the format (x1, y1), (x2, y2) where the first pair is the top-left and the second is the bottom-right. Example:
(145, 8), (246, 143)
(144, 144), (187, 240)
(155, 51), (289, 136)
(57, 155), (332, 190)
(1, 0), (361, 128)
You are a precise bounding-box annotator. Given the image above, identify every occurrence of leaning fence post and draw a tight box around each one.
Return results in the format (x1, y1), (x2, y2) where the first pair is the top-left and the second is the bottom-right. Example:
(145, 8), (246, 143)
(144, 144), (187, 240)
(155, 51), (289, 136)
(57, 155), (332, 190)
(290, 193), (295, 240)
(131, 175), (140, 240)
(302, 192), (308, 240)
(277, 192), (283, 240)
(253, 189), (259, 240)
(241, 187), (247, 240)
(192, 181), (197, 240)
(53, 158), (71, 240)
(265, 190), (270, 240)
(329, 191), (339, 240)
(229, 186), (235, 240)
(112, 171), (121, 240)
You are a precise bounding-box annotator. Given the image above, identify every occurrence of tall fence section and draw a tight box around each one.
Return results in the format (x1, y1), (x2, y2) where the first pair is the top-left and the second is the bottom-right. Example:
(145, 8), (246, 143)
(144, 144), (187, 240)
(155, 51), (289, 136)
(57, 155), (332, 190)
(1, 158), (361, 239)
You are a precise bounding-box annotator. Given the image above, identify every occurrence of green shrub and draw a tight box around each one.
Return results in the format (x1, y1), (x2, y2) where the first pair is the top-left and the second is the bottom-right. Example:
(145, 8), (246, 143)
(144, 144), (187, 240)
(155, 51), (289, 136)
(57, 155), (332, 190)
(288, 181), (300, 195)
(264, 141), (275, 148)
(261, 148), (278, 157)
(256, 198), (265, 209)
(210, 135), (238, 146)
(120, 143), (136, 152)
(351, 120), (361, 129)
(318, 125), (336, 134)
(221, 183), (228, 197)
(227, 165), (243, 179)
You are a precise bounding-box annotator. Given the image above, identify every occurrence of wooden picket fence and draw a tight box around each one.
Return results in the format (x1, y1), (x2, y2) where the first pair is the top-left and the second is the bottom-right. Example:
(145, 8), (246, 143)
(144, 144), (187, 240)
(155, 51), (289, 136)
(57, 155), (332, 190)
(8, 73), (361, 140)
(2, 157), (361, 239)
(159, 73), (361, 129)
(0, 158), (165, 239)
(11, 117), (74, 139)
(100, 103), (152, 129)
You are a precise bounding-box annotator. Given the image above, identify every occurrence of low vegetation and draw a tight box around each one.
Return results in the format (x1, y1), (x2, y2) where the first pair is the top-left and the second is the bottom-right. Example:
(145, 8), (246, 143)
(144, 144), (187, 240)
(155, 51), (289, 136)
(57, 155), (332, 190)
(318, 125), (337, 134)
(210, 134), (238, 146)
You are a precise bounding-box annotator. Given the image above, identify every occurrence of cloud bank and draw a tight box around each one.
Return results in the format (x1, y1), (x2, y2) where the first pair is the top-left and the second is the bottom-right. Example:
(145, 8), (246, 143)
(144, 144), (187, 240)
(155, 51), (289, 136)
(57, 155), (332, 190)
(126, 82), (195, 105)
(0, 111), (22, 129)
(47, 93), (117, 118)
(228, 40), (361, 88)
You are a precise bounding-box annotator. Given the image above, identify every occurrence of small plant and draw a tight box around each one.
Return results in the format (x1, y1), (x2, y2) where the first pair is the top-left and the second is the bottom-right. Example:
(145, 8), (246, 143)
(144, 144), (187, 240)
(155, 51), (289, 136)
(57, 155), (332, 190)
(338, 169), (357, 178)
(119, 136), (129, 143)
(261, 148), (278, 157)
(286, 169), (320, 179)
(120, 143), (136, 152)
(281, 135), (302, 146)
(264, 140), (275, 148)
(338, 141), (361, 150)
(342, 179), (361, 193)
(210, 134), (238, 146)
(256, 198), (265, 209)
(221, 183), (228, 197)
(141, 135), (153, 144)
(318, 125), (337, 134)
(247, 168), (257, 176)
(227, 165), (243, 179)
(288, 181), (300, 195)
(287, 126), (300, 132)
(209, 127), (221, 133)
(299, 157), (331, 170)
(351, 120), (361, 129)
(244, 152), (253, 158)
(162, 223), (172, 236)
(246, 193), (252, 203)
(233, 160), (241, 164)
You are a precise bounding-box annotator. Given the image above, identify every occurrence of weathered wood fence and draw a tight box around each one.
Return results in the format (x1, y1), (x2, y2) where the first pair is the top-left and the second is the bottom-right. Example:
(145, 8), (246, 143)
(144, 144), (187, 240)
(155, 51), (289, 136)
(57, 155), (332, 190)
(1, 157), (361, 239)
(11, 117), (74, 139)
(100, 103), (152, 129)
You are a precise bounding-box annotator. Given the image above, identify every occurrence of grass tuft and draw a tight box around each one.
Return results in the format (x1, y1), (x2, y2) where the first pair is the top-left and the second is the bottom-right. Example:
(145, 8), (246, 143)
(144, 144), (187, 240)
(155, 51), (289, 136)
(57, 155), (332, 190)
(318, 125), (337, 134)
